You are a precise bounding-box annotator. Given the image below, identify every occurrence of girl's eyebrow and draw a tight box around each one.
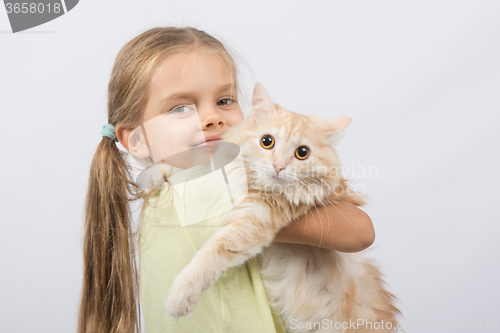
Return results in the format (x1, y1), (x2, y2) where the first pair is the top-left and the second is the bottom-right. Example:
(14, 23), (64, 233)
(160, 83), (236, 105)
(160, 93), (193, 104)
(219, 83), (237, 93)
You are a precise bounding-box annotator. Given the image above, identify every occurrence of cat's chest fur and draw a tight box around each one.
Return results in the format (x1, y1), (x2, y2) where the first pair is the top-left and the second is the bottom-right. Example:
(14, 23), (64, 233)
(245, 187), (319, 231)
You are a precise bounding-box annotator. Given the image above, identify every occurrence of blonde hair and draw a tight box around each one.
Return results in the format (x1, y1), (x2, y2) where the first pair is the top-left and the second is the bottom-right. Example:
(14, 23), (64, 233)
(78, 26), (241, 333)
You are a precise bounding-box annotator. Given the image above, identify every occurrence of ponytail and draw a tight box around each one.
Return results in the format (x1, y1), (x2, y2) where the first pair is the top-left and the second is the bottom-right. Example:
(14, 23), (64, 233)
(78, 137), (143, 333)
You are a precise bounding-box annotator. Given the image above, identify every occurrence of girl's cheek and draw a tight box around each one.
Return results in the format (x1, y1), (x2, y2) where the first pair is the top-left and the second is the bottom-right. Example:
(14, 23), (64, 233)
(229, 110), (244, 126)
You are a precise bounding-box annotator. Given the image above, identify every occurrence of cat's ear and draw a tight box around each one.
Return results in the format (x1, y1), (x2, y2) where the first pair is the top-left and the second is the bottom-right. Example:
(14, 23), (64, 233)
(251, 82), (277, 115)
(325, 117), (352, 133)
(323, 117), (352, 144)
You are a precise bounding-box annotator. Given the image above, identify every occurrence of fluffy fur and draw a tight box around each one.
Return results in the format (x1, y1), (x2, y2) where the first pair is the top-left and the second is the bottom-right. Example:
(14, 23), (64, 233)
(164, 83), (401, 332)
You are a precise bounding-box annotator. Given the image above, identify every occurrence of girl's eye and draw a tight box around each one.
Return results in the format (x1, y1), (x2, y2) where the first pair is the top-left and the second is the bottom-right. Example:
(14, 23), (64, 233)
(171, 106), (189, 113)
(217, 98), (235, 106)
(295, 146), (310, 160)
(260, 135), (275, 149)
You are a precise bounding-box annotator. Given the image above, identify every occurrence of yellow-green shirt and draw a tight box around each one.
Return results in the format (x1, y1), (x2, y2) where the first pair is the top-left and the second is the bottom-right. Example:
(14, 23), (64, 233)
(139, 165), (286, 333)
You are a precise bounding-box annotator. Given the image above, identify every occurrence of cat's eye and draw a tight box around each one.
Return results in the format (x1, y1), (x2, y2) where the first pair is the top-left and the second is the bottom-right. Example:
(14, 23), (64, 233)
(295, 146), (310, 160)
(260, 135), (275, 149)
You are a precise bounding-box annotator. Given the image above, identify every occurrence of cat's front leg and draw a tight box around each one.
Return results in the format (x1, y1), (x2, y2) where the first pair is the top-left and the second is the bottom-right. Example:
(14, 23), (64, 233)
(164, 261), (203, 322)
(165, 202), (278, 320)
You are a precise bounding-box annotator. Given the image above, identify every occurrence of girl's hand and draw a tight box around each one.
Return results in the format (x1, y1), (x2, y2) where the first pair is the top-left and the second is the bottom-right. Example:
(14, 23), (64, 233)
(273, 201), (375, 252)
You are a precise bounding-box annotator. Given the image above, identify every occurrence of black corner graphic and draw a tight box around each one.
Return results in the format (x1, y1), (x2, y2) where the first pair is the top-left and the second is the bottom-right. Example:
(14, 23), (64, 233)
(3, 0), (79, 33)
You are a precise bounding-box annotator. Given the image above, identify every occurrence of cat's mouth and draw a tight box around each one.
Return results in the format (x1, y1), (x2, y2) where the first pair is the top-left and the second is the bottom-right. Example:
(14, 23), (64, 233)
(269, 173), (285, 181)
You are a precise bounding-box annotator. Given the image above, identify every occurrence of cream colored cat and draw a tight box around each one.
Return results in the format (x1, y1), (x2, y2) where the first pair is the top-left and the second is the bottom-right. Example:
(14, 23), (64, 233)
(165, 83), (401, 332)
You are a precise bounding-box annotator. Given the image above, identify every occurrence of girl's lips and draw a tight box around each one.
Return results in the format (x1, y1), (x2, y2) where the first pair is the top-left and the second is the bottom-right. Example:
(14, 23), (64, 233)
(192, 139), (221, 148)
(192, 133), (223, 147)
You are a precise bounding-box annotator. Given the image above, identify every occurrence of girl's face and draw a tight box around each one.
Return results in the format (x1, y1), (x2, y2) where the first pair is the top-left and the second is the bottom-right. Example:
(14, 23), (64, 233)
(118, 49), (244, 168)
(141, 49), (243, 161)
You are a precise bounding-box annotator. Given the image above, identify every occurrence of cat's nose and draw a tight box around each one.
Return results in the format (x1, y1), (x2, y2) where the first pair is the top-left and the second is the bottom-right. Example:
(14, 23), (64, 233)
(274, 164), (285, 175)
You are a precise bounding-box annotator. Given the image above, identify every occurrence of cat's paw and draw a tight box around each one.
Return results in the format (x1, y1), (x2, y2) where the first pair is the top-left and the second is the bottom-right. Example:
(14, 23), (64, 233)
(164, 275), (202, 322)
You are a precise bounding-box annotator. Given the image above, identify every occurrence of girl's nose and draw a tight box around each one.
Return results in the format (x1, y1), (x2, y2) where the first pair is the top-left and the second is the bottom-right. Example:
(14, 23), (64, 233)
(201, 106), (224, 129)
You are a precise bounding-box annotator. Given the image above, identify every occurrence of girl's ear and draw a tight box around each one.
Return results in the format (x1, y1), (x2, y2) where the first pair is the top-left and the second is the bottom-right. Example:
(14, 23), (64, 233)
(251, 82), (277, 115)
(323, 117), (352, 144)
(128, 139), (150, 159)
(118, 125), (150, 159)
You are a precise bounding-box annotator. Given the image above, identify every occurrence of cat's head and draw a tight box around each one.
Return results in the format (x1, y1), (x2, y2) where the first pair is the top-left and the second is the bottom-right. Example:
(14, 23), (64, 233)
(223, 83), (352, 206)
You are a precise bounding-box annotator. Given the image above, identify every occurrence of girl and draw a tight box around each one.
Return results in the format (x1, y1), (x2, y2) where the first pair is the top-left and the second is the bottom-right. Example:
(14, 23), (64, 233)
(78, 26), (375, 333)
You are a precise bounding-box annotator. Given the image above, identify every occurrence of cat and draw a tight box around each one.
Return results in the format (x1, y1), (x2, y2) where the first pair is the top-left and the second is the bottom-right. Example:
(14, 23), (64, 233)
(164, 82), (401, 332)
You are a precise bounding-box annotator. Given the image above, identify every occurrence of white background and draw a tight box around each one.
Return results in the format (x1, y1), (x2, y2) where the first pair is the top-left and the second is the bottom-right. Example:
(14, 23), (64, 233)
(1, 1), (499, 332)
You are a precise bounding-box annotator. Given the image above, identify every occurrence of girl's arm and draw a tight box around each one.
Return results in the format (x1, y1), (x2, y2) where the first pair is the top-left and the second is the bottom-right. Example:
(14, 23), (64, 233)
(273, 201), (375, 252)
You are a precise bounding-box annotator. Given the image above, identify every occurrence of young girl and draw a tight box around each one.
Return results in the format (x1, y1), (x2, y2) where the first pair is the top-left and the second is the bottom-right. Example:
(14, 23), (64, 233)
(78, 26), (375, 333)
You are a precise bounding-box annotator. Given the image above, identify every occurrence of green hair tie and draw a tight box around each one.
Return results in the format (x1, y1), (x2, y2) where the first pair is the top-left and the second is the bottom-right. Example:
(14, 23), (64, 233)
(102, 123), (119, 142)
